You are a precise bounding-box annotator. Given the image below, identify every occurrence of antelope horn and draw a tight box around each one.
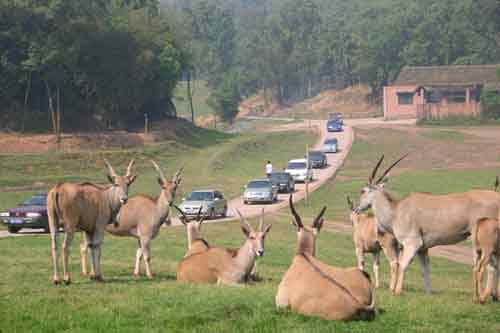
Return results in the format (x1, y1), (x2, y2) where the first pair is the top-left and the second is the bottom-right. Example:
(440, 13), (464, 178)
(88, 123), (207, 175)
(312, 206), (327, 228)
(375, 153), (409, 184)
(369, 155), (384, 184)
(259, 208), (265, 231)
(126, 159), (135, 177)
(196, 206), (204, 222)
(346, 196), (354, 211)
(289, 194), (303, 228)
(151, 160), (167, 183)
(173, 166), (184, 184)
(103, 158), (117, 178)
(172, 204), (187, 225)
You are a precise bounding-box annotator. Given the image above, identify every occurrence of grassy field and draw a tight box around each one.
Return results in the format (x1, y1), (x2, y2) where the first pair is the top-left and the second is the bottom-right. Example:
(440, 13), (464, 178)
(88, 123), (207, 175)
(2, 124), (500, 332)
(0, 127), (315, 212)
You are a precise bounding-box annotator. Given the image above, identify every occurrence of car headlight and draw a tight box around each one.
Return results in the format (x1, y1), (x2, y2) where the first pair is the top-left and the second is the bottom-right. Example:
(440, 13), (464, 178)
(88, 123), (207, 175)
(26, 212), (41, 218)
(0, 212), (9, 217)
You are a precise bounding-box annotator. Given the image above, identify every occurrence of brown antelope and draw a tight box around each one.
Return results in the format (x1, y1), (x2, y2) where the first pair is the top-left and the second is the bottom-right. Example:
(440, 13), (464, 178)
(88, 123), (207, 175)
(356, 155), (500, 296)
(47, 159), (136, 284)
(176, 208), (271, 285)
(472, 217), (500, 304)
(276, 195), (375, 321)
(80, 161), (182, 279)
(347, 196), (399, 290)
(173, 205), (210, 257)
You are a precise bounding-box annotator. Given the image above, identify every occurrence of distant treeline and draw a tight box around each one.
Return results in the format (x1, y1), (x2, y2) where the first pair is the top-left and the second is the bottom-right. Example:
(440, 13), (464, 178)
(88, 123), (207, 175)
(165, 0), (500, 114)
(2, 0), (500, 133)
(0, 1), (182, 134)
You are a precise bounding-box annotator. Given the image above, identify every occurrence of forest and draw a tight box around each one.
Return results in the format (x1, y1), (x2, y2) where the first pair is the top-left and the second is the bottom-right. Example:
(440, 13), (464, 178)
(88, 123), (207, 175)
(1, 0), (500, 132)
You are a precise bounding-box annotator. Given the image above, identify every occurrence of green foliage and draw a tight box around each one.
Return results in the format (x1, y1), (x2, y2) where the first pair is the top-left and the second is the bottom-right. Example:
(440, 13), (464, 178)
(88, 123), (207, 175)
(209, 72), (241, 124)
(0, 0), (182, 132)
(482, 90), (500, 119)
(164, 0), (500, 106)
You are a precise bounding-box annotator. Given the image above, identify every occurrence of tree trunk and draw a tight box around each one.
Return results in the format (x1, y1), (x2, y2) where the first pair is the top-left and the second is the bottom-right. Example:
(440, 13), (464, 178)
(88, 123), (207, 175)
(44, 80), (57, 137)
(187, 70), (195, 123)
(21, 71), (32, 133)
(56, 86), (61, 143)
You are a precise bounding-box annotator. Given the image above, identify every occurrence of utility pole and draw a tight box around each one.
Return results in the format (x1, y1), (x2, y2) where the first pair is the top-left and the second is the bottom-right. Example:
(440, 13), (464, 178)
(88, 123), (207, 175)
(305, 144), (310, 206)
(144, 113), (149, 134)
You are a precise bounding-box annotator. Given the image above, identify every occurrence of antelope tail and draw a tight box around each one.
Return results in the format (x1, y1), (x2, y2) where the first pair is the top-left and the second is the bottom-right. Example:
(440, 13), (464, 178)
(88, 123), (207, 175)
(48, 187), (62, 232)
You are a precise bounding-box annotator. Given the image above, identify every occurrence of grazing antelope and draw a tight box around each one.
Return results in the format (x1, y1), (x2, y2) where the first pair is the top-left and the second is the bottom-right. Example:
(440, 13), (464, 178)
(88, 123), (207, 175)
(176, 208), (271, 285)
(173, 205), (210, 257)
(472, 217), (500, 304)
(47, 159), (136, 284)
(80, 161), (182, 279)
(356, 155), (500, 296)
(347, 196), (399, 290)
(276, 195), (375, 321)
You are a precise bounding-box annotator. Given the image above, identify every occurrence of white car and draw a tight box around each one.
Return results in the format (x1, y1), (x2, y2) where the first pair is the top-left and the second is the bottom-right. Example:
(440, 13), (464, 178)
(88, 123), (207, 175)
(285, 159), (313, 183)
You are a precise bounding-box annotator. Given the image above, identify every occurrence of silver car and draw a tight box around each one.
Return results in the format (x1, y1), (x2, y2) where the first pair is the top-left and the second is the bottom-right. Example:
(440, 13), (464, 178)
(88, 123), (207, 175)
(178, 190), (227, 219)
(243, 179), (278, 204)
(322, 138), (338, 153)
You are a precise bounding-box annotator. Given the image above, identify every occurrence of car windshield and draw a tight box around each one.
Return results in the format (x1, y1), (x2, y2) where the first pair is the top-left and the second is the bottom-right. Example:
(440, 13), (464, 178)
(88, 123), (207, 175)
(308, 151), (323, 157)
(287, 162), (307, 169)
(22, 195), (47, 206)
(186, 192), (214, 201)
(269, 173), (289, 181)
(328, 120), (340, 125)
(324, 139), (338, 144)
(247, 181), (271, 188)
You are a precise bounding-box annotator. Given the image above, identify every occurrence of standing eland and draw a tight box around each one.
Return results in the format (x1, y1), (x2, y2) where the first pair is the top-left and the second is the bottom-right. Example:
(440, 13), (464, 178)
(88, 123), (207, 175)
(356, 155), (500, 296)
(80, 161), (182, 279)
(47, 159), (136, 284)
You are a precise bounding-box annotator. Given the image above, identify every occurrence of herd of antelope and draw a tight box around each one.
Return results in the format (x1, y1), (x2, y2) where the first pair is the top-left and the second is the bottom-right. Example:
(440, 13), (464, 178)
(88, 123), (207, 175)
(45, 154), (500, 321)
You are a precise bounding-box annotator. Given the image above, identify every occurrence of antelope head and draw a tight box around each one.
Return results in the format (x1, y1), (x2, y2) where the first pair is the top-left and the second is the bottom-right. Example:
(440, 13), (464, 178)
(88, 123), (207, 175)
(151, 160), (183, 207)
(104, 158), (137, 205)
(174, 204), (205, 244)
(236, 208), (271, 257)
(356, 154), (408, 213)
(289, 194), (327, 257)
(346, 196), (359, 226)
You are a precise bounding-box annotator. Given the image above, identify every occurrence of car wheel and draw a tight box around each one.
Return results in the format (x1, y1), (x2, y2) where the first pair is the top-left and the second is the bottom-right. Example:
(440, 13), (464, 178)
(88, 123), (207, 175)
(221, 206), (227, 217)
(8, 226), (20, 234)
(209, 208), (215, 219)
(244, 200), (248, 205)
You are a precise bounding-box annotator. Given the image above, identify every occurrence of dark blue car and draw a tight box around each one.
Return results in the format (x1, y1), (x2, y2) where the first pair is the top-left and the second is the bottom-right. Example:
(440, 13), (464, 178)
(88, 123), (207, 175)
(327, 119), (343, 132)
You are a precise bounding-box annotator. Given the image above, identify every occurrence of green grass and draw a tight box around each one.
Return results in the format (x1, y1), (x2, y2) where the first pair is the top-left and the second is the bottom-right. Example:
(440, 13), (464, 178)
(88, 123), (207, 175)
(1, 215), (499, 332)
(2, 123), (500, 332)
(419, 129), (467, 143)
(417, 116), (500, 127)
(0, 129), (316, 211)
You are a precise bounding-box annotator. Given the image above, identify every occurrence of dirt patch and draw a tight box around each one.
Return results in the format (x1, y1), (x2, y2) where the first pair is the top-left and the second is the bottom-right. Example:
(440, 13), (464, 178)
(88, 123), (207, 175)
(0, 131), (147, 154)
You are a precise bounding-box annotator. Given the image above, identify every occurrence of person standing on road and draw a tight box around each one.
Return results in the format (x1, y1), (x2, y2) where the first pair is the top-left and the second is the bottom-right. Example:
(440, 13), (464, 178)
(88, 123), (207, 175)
(266, 161), (273, 177)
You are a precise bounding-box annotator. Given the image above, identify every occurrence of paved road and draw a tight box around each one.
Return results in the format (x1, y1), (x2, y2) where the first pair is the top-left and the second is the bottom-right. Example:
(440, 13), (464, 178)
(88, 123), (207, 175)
(170, 119), (353, 225)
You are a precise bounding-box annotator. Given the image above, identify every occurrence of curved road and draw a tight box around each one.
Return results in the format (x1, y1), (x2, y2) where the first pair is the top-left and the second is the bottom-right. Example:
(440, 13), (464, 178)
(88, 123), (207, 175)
(170, 120), (353, 225)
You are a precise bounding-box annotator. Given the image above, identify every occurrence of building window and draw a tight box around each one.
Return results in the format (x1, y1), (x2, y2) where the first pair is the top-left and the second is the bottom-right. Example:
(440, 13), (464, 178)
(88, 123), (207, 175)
(397, 92), (414, 105)
(425, 90), (441, 103)
(446, 90), (466, 103)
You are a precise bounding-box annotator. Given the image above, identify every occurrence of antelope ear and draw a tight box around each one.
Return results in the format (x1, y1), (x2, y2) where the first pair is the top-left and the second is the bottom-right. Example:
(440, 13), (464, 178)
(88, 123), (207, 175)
(127, 175), (137, 185)
(107, 175), (115, 184)
(240, 222), (252, 238)
(263, 224), (272, 235)
(157, 177), (164, 186)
